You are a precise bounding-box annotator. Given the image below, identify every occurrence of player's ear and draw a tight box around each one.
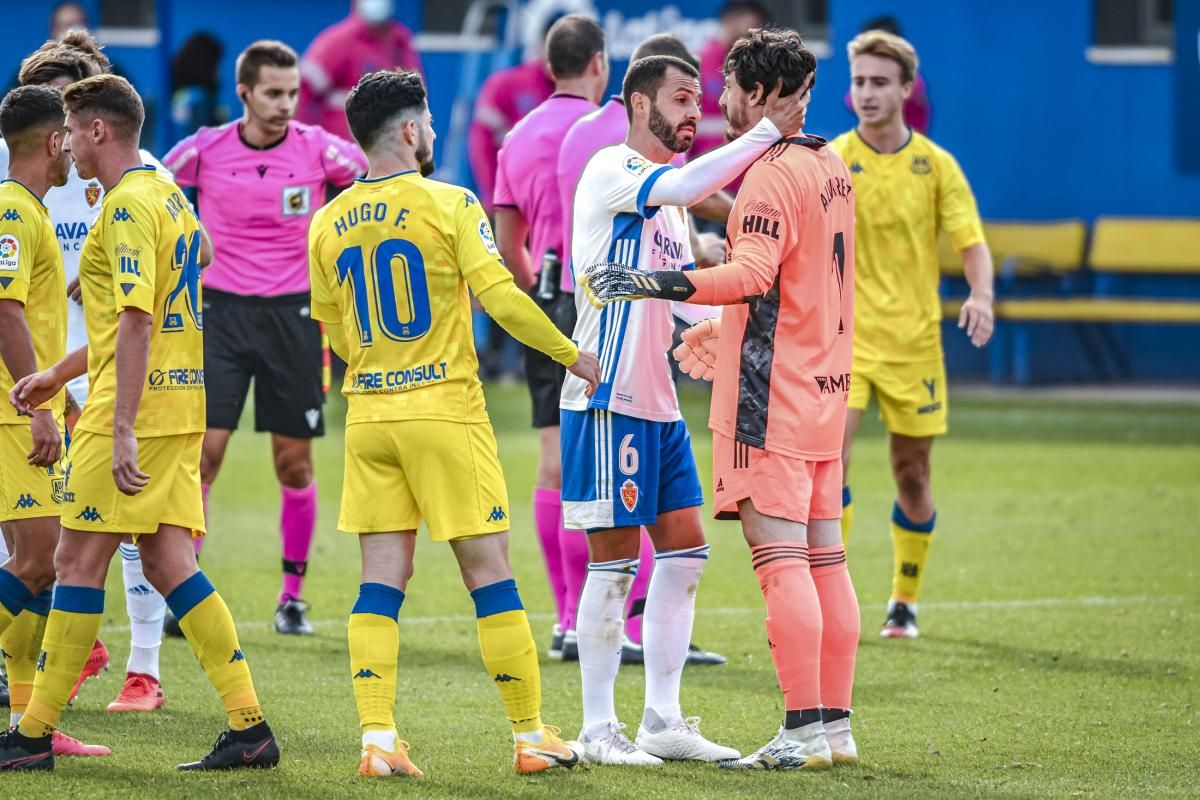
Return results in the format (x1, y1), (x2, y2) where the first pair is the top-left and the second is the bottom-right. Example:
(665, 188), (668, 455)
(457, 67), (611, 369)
(899, 79), (914, 102)
(47, 128), (62, 158)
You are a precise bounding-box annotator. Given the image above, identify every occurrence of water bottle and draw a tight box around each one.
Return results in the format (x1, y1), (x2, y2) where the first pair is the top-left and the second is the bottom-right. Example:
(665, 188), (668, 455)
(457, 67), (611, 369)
(536, 249), (561, 301)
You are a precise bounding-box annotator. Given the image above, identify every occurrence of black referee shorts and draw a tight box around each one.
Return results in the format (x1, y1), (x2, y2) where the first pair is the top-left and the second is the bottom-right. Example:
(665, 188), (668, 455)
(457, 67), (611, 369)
(525, 289), (578, 429)
(203, 289), (325, 439)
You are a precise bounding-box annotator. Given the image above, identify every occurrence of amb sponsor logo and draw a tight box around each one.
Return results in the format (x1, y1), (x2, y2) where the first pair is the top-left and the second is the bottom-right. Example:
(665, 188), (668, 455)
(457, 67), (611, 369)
(813, 373), (851, 395)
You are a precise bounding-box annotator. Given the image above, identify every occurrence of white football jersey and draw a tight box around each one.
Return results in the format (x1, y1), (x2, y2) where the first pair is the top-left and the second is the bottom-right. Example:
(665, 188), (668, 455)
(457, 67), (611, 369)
(0, 140), (171, 404)
(561, 144), (714, 423)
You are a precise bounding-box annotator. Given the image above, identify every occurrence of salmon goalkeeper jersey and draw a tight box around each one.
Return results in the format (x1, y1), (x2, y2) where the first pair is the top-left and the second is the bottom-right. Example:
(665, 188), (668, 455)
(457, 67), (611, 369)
(77, 167), (205, 438)
(829, 129), (984, 362)
(310, 171), (576, 426)
(0, 180), (67, 422)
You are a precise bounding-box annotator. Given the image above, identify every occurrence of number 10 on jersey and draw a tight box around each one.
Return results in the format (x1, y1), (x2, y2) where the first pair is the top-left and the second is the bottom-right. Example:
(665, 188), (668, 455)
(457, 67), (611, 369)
(336, 239), (433, 345)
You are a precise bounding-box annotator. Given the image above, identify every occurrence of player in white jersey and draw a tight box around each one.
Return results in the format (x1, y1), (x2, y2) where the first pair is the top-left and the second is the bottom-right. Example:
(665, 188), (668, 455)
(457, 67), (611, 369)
(0, 35), (211, 713)
(559, 54), (808, 765)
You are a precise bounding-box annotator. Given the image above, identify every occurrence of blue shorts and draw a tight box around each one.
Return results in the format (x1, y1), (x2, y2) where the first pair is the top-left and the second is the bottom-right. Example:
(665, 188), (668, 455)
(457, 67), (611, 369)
(560, 409), (704, 532)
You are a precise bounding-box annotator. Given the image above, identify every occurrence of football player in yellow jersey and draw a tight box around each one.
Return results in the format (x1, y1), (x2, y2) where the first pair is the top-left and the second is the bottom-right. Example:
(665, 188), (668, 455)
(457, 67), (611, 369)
(1, 75), (278, 772)
(309, 69), (600, 777)
(830, 31), (995, 640)
(0, 84), (111, 759)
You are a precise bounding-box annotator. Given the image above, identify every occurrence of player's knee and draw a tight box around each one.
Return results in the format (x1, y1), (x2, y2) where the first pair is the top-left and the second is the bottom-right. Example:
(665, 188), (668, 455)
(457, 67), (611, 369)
(892, 456), (930, 500)
(274, 453), (314, 489)
(535, 461), (561, 490)
(11, 553), (55, 594)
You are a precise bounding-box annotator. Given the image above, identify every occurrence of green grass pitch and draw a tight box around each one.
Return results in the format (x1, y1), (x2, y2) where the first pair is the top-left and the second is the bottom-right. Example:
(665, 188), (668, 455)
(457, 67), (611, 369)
(6, 383), (1196, 798)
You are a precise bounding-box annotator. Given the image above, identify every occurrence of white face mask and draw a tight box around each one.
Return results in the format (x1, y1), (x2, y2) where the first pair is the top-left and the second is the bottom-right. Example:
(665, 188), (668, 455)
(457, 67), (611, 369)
(356, 0), (393, 24)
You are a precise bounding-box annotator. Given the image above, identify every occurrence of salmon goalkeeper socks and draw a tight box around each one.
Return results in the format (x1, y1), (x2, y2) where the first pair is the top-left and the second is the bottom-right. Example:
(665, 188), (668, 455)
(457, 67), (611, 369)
(348, 582), (403, 739)
(471, 579), (543, 739)
(840, 487), (855, 546)
(20, 586), (105, 738)
(811, 545), (859, 713)
(890, 502), (936, 604)
(751, 543), (822, 718)
(4, 590), (51, 726)
(165, 571), (264, 731)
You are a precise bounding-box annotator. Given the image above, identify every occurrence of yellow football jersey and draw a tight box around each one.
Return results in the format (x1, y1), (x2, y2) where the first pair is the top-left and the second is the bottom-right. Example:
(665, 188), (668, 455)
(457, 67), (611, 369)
(829, 129), (984, 362)
(76, 167), (205, 437)
(309, 171), (515, 426)
(0, 180), (66, 423)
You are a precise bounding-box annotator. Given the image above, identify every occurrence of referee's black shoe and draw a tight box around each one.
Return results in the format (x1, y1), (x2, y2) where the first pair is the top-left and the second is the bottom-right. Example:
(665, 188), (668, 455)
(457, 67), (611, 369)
(275, 597), (314, 636)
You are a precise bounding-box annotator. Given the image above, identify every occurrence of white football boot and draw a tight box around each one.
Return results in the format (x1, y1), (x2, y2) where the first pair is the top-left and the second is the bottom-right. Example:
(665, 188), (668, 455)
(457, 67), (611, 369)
(823, 717), (858, 765)
(579, 721), (663, 766)
(719, 722), (833, 771)
(880, 600), (919, 639)
(635, 714), (739, 762)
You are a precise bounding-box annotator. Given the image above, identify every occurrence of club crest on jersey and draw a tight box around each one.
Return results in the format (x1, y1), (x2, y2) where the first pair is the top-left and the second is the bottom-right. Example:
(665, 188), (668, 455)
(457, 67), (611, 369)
(620, 479), (639, 513)
(282, 186), (311, 216)
(623, 155), (652, 176)
(911, 155), (932, 175)
(85, 183), (101, 207)
(478, 218), (498, 254)
(0, 234), (18, 272)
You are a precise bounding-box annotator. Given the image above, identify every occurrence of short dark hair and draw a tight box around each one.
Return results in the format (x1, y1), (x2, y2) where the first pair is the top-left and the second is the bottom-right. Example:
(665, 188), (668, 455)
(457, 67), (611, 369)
(62, 73), (144, 143)
(18, 32), (109, 87)
(0, 85), (65, 154)
(719, 0), (769, 24)
(622, 55), (700, 123)
(861, 15), (903, 36)
(345, 69), (426, 152)
(545, 15), (605, 80)
(724, 27), (816, 101)
(236, 40), (297, 88)
(630, 34), (699, 70)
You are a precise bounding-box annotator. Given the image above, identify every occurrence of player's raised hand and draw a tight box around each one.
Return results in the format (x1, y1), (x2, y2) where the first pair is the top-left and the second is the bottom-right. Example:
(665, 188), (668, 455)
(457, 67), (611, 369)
(27, 409), (62, 467)
(762, 72), (814, 135)
(10, 369), (65, 416)
(957, 293), (995, 348)
(695, 232), (726, 268)
(673, 318), (721, 381)
(582, 261), (655, 307)
(112, 430), (150, 496)
(568, 350), (601, 397)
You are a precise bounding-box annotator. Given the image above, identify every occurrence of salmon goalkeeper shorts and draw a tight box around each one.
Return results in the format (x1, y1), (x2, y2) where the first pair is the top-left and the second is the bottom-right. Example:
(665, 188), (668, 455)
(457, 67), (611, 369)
(711, 432), (843, 524)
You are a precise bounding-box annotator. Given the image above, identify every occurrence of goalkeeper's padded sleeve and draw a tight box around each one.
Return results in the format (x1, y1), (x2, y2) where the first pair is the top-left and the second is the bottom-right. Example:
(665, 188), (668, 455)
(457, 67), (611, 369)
(476, 281), (579, 367)
(644, 117), (782, 209)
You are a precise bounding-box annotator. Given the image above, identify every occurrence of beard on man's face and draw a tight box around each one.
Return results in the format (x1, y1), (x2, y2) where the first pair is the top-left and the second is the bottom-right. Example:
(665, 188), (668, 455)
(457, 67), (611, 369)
(648, 103), (694, 154)
(416, 131), (435, 176)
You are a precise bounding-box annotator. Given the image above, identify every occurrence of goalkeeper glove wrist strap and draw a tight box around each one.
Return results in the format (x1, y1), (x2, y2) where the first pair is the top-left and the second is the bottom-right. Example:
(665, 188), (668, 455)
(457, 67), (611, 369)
(640, 270), (696, 301)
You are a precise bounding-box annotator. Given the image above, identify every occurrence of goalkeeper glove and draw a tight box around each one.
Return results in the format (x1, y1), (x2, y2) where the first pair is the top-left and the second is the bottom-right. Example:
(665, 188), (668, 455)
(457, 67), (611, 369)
(582, 261), (696, 307)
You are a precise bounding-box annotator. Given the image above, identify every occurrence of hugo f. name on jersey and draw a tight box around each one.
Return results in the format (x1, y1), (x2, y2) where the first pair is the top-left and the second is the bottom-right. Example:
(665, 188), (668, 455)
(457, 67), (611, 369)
(76, 167), (205, 438)
(563, 145), (712, 423)
(309, 171), (520, 426)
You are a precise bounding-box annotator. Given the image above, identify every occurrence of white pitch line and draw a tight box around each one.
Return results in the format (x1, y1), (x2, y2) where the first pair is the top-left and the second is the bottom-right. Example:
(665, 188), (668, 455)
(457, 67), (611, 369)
(95, 594), (1180, 636)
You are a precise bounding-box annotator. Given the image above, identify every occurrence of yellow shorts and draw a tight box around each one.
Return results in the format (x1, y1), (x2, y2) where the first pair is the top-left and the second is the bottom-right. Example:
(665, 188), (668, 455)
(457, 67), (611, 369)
(61, 430), (205, 537)
(340, 420), (510, 541)
(848, 355), (948, 438)
(0, 423), (65, 522)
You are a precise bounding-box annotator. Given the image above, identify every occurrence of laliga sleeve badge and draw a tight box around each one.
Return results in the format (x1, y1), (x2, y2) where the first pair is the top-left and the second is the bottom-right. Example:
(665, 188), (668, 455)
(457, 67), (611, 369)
(0, 234), (19, 276)
(620, 479), (639, 513)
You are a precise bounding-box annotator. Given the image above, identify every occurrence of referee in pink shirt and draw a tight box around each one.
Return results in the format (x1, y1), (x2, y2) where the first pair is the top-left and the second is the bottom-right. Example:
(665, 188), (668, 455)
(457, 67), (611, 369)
(493, 15), (609, 661)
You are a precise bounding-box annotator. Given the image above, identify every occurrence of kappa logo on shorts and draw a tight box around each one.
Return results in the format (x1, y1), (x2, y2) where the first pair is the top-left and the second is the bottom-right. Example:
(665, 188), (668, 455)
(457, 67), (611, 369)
(75, 506), (104, 523)
(36, 651), (46, 672)
(620, 479), (639, 513)
(488, 506), (507, 523)
(229, 649), (246, 663)
(12, 494), (41, 510)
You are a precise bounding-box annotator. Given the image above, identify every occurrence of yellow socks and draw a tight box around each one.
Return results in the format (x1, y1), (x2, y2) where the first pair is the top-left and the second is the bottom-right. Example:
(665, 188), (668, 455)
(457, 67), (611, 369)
(165, 571), (263, 731)
(20, 586), (104, 738)
(348, 583), (403, 737)
(2, 590), (50, 725)
(471, 579), (542, 737)
(840, 486), (855, 546)
(890, 502), (936, 604)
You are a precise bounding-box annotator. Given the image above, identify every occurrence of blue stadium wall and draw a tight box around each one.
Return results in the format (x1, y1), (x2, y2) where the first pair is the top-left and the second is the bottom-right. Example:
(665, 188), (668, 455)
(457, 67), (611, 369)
(10, 0), (1200, 382)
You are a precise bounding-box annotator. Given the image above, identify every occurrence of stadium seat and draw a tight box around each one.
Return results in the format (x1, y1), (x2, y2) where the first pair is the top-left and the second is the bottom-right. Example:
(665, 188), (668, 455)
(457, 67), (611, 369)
(1089, 218), (1200, 273)
(939, 220), (1087, 277)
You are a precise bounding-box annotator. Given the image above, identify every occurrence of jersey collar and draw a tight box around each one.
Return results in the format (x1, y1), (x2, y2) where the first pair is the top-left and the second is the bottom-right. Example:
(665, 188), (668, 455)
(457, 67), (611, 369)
(355, 170), (418, 184)
(783, 134), (828, 149)
(853, 126), (913, 155)
(0, 178), (47, 210)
